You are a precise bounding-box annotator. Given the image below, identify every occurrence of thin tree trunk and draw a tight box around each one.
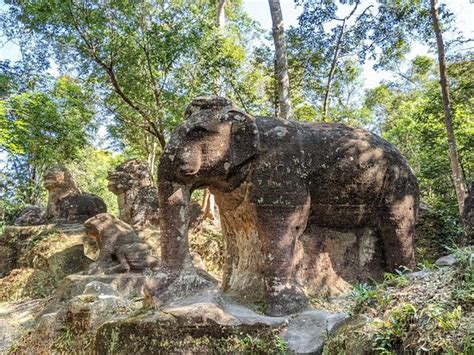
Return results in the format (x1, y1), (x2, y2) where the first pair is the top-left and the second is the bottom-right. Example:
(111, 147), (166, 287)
(322, 19), (345, 121)
(430, 0), (466, 214)
(321, 1), (359, 122)
(147, 139), (158, 179)
(215, 0), (227, 96)
(268, 0), (291, 120)
(216, 0), (226, 28)
(273, 59), (279, 116)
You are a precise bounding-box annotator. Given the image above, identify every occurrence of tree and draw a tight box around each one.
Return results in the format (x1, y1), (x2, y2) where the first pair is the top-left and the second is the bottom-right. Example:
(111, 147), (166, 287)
(0, 71), (95, 207)
(268, 0), (291, 119)
(294, 0), (468, 216)
(3, 0), (248, 151)
(293, 0), (374, 121)
(430, 0), (466, 214)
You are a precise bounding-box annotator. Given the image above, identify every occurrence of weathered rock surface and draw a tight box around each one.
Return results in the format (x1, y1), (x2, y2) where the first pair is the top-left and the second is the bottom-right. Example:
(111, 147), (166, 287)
(38, 274), (147, 322)
(435, 254), (457, 266)
(44, 165), (107, 223)
(95, 290), (349, 354)
(84, 213), (158, 274)
(107, 159), (160, 226)
(281, 309), (348, 354)
(22, 280), (141, 354)
(147, 96), (419, 315)
(0, 224), (56, 278)
(0, 299), (45, 352)
(406, 270), (433, 280)
(0, 224), (93, 301)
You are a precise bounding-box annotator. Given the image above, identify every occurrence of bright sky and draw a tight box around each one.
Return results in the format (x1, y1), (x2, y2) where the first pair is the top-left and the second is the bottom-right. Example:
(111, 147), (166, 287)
(243, 0), (474, 88)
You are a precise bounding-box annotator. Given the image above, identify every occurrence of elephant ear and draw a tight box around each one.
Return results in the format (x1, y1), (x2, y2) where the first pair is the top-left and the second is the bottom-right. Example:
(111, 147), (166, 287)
(225, 109), (260, 167)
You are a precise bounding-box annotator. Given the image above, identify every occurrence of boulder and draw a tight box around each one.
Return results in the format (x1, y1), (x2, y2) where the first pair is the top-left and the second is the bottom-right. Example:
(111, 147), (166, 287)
(281, 310), (348, 354)
(435, 254), (457, 267)
(0, 299), (46, 353)
(95, 291), (348, 354)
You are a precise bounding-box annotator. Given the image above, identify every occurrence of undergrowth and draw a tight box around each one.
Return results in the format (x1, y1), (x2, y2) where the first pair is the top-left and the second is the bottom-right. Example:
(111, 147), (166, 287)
(326, 245), (473, 354)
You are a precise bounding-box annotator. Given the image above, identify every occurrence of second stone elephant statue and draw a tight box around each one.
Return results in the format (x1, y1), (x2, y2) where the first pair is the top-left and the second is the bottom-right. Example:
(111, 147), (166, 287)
(145, 97), (419, 316)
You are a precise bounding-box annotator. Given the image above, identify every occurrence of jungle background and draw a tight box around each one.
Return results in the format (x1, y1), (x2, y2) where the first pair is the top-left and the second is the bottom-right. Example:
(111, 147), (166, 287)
(0, 0), (472, 272)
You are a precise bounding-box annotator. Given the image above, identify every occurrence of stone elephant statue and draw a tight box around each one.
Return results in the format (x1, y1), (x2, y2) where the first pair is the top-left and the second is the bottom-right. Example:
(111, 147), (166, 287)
(144, 97), (419, 316)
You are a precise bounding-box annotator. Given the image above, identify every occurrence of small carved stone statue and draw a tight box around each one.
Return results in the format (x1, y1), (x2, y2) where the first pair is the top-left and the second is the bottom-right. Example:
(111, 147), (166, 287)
(14, 205), (45, 226)
(84, 213), (158, 274)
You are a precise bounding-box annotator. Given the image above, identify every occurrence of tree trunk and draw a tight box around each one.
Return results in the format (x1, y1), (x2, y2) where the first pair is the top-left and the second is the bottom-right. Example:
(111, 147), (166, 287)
(147, 139), (158, 180)
(214, 0), (227, 96)
(430, 0), (466, 214)
(322, 19), (345, 121)
(268, 0), (291, 120)
(216, 0), (226, 28)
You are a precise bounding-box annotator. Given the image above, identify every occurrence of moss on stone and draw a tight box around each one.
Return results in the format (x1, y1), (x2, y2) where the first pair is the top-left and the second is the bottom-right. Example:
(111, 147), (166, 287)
(94, 312), (286, 354)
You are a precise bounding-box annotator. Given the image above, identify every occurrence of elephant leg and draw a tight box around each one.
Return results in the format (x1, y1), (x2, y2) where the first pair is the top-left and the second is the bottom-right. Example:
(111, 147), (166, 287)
(158, 182), (192, 272)
(255, 200), (310, 316)
(379, 197), (416, 271)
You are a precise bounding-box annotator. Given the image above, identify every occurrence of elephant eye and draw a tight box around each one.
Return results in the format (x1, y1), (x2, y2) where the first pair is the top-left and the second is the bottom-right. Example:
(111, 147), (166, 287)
(191, 125), (212, 136)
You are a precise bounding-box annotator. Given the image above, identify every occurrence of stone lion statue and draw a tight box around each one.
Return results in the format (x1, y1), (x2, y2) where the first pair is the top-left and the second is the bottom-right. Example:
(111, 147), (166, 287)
(107, 159), (160, 227)
(84, 213), (158, 274)
(43, 166), (107, 223)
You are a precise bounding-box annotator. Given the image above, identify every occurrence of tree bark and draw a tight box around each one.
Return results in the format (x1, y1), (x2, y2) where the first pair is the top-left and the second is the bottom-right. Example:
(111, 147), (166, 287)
(147, 139), (158, 179)
(430, 0), (466, 214)
(268, 0), (291, 120)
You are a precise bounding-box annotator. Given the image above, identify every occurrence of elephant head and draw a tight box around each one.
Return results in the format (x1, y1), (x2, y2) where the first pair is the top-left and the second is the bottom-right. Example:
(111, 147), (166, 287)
(144, 97), (260, 304)
(161, 96), (260, 191)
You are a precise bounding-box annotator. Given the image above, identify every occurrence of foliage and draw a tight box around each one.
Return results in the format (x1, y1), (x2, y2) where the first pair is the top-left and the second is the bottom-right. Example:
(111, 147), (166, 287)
(2, 0), (259, 150)
(373, 303), (417, 353)
(0, 69), (96, 216)
(415, 207), (467, 262)
(449, 246), (474, 305)
(1, 74), (94, 163)
(66, 147), (125, 216)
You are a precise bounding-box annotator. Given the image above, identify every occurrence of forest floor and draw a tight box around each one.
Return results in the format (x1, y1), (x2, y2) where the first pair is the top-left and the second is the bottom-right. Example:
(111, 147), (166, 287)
(0, 220), (472, 354)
